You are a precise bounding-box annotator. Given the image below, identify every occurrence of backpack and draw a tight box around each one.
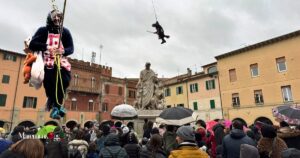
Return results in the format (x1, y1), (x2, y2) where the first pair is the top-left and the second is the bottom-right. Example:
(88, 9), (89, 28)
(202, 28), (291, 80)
(68, 144), (83, 158)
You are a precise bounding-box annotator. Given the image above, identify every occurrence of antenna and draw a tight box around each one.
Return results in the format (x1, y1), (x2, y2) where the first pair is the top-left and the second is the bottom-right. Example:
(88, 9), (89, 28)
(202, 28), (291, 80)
(99, 44), (103, 65)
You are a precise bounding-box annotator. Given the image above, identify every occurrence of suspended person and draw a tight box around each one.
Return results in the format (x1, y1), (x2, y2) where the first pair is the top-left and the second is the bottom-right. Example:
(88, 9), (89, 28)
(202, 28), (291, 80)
(29, 9), (74, 119)
(152, 21), (170, 44)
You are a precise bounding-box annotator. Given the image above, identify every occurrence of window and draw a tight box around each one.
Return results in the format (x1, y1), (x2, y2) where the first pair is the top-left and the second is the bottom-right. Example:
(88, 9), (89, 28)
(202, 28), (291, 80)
(250, 64), (259, 77)
(177, 104), (184, 107)
(276, 57), (287, 72)
(281, 86), (293, 102)
(74, 74), (79, 86)
(176, 86), (183, 95)
(229, 69), (237, 82)
(232, 93), (240, 107)
(88, 100), (94, 111)
(2, 75), (10, 84)
(164, 88), (171, 97)
(166, 105), (171, 108)
(71, 98), (77, 111)
(118, 87), (123, 96)
(207, 66), (217, 74)
(23, 97), (37, 108)
(3, 53), (17, 61)
(206, 80), (215, 90)
(129, 90), (136, 98)
(193, 102), (198, 110)
(210, 100), (215, 109)
(102, 103), (108, 112)
(190, 83), (198, 93)
(105, 85), (110, 94)
(0, 94), (7, 107)
(91, 77), (95, 88)
(254, 90), (264, 104)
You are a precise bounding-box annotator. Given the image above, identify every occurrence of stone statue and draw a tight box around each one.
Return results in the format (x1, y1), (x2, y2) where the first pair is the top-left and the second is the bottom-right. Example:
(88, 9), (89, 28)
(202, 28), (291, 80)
(135, 62), (164, 110)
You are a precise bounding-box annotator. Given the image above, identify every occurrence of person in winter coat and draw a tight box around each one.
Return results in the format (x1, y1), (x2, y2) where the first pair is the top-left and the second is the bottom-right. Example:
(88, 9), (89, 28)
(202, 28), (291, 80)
(45, 139), (68, 158)
(281, 148), (300, 158)
(86, 142), (98, 158)
(222, 120), (256, 158)
(143, 121), (154, 139)
(169, 126), (209, 158)
(257, 124), (287, 158)
(0, 137), (12, 154)
(277, 121), (300, 150)
(163, 125), (178, 156)
(68, 129), (89, 158)
(140, 134), (167, 158)
(29, 9), (74, 119)
(96, 124), (110, 152)
(240, 144), (259, 158)
(124, 132), (140, 158)
(99, 133), (128, 158)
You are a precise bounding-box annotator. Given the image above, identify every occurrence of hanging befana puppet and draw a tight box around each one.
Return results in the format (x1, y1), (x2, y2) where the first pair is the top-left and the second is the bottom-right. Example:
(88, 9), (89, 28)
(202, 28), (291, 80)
(29, 0), (73, 119)
(149, 0), (170, 44)
(152, 21), (170, 44)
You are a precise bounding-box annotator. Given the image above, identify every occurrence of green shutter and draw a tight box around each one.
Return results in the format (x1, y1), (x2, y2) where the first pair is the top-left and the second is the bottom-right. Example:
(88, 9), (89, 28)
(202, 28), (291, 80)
(206, 81), (209, 90)
(190, 84), (192, 93)
(210, 100), (215, 109)
(195, 83), (198, 92)
(13, 55), (17, 61)
(193, 102), (198, 110)
(212, 80), (215, 89)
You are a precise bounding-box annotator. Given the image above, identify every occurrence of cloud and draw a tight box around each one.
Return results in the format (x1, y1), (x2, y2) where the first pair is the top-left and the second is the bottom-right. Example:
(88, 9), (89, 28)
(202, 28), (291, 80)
(1, 0), (300, 78)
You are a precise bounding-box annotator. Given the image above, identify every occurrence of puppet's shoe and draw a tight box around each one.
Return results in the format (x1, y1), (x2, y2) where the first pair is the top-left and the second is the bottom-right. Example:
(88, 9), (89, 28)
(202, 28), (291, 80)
(165, 35), (170, 38)
(58, 107), (66, 117)
(161, 40), (166, 44)
(50, 107), (61, 120)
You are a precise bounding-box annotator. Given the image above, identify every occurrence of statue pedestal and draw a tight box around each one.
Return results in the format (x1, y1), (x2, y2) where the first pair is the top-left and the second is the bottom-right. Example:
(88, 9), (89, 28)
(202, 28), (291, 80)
(134, 110), (162, 138)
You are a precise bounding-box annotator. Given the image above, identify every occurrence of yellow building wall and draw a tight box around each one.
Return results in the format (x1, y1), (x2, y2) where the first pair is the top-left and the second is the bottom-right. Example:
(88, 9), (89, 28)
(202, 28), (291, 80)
(217, 36), (300, 124)
(164, 83), (189, 108)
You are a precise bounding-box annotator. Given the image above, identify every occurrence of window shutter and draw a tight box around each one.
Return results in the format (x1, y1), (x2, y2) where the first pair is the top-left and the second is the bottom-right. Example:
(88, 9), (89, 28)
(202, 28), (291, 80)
(193, 102), (198, 110)
(13, 55), (17, 61)
(190, 84), (192, 93)
(23, 97), (26, 108)
(212, 80), (215, 89)
(33, 98), (37, 109)
(195, 83), (198, 92)
(206, 81), (209, 90)
(210, 100), (215, 109)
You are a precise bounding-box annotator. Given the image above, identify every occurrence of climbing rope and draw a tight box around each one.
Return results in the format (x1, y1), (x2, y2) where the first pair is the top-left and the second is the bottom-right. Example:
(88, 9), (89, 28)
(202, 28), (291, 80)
(53, 0), (68, 107)
(151, 0), (158, 21)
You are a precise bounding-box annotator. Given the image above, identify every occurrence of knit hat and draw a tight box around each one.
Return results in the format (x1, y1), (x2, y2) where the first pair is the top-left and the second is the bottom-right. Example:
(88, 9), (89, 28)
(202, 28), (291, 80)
(176, 126), (195, 141)
(122, 126), (129, 134)
(261, 125), (277, 138)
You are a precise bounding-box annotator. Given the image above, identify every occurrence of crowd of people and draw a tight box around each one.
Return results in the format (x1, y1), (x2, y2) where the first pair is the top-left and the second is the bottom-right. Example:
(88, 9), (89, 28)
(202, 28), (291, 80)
(0, 118), (300, 158)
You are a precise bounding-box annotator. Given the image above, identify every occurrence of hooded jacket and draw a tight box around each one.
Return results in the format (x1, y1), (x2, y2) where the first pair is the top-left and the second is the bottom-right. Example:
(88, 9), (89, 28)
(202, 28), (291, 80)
(222, 129), (256, 158)
(99, 134), (128, 158)
(68, 139), (89, 158)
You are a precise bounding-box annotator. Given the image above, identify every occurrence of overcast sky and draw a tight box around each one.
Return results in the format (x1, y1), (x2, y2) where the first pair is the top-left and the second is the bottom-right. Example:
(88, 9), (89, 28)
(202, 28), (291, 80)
(1, 0), (300, 78)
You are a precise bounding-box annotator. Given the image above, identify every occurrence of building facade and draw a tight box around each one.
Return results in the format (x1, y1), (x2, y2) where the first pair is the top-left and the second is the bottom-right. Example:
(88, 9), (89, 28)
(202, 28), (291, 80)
(0, 49), (137, 131)
(216, 30), (300, 126)
(163, 67), (223, 121)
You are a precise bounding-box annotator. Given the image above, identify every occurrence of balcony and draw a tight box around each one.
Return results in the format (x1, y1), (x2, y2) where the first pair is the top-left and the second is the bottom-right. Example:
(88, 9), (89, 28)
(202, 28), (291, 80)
(68, 86), (100, 94)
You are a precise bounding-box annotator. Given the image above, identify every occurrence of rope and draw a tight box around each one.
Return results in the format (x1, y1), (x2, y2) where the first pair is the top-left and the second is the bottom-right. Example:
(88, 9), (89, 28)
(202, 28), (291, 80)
(54, 0), (67, 108)
(151, 0), (158, 21)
